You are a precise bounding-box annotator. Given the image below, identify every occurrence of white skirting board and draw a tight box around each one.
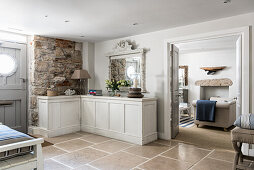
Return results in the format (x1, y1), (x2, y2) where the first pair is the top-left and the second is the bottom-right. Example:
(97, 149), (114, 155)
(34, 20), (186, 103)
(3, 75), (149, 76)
(29, 125), (80, 138)
(81, 125), (157, 145)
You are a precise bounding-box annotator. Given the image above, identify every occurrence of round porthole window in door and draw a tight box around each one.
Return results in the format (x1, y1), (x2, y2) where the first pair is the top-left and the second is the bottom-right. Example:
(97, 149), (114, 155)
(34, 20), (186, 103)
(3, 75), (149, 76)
(0, 54), (17, 77)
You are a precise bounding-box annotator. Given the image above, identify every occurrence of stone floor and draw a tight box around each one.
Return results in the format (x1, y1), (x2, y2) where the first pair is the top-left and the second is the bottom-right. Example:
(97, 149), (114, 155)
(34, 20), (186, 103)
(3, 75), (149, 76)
(42, 132), (235, 170)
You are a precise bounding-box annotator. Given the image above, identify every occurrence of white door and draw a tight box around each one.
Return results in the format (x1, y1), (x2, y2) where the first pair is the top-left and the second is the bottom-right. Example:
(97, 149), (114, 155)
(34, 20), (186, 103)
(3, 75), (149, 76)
(170, 44), (179, 138)
(0, 41), (27, 132)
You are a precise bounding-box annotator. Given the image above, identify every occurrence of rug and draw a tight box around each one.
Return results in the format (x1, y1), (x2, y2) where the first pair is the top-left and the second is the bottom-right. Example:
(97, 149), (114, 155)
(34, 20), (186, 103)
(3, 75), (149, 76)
(180, 116), (194, 128)
(29, 134), (53, 147)
(175, 125), (234, 150)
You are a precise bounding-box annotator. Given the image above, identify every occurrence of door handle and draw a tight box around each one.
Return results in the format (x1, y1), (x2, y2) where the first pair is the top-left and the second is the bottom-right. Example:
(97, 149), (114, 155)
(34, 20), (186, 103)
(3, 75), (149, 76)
(0, 101), (13, 106)
(20, 78), (26, 83)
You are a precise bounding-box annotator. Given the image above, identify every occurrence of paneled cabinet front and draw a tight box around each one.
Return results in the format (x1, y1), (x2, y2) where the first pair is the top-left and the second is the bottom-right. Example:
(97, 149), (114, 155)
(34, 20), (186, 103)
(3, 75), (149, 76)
(81, 96), (157, 145)
(37, 96), (81, 137)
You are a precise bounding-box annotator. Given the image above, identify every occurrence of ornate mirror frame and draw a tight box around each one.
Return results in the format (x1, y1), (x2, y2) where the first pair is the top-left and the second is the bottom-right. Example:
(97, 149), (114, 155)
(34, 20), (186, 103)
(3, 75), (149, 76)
(106, 40), (147, 92)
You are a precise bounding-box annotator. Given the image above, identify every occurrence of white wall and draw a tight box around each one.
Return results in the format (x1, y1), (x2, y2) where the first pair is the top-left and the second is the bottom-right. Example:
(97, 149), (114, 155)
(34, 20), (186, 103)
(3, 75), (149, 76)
(82, 42), (95, 89)
(179, 48), (236, 110)
(93, 12), (254, 139)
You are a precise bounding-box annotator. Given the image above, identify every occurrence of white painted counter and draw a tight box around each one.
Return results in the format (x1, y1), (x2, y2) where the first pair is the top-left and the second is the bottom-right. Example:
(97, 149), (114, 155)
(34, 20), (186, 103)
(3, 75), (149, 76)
(81, 95), (157, 145)
(36, 95), (81, 137)
(35, 95), (157, 145)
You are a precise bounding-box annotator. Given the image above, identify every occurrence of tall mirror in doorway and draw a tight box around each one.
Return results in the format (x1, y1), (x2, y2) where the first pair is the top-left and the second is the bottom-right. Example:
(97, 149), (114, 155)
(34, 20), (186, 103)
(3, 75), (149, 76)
(107, 40), (146, 92)
(179, 65), (189, 104)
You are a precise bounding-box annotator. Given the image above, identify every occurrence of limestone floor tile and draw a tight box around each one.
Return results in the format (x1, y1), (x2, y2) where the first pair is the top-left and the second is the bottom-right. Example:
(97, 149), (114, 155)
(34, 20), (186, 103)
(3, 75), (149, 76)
(45, 133), (83, 144)
(92, 140), (132, 153)
(73, 164), (98, 170)
(191, 157), (233, 170)
(124, 142), (171, 158)
(44, 159), (71, 170)
(90, 151), (147, 170)
(208, 149), (235, 162)
(138, 156), (192, 170)
(76, 131), (93, 137)
(42, 145), (67, 160)
(55, 139), (93, 152)
(162, 144), (211, 164)
(81, 134), (112, 144)
(154, 139), (182, 147)
(53, 147), (108, 168)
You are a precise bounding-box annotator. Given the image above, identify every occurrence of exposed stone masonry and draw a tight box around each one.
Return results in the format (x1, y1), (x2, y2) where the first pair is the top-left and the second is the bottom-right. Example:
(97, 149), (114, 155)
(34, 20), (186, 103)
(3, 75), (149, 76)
(195, 78), (233, 87)
(29, 35), (83, 126)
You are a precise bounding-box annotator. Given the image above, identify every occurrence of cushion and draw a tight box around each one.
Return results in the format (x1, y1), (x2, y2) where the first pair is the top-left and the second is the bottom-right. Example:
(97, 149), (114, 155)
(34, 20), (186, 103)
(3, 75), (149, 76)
(0, 125), (34, 161)
(234, 114), (254, 129)
(231, 127), (254, 144)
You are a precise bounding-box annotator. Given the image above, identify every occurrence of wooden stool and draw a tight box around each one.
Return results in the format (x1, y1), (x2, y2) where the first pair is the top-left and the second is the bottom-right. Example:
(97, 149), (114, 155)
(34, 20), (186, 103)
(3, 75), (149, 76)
(231, 127), (254, 170)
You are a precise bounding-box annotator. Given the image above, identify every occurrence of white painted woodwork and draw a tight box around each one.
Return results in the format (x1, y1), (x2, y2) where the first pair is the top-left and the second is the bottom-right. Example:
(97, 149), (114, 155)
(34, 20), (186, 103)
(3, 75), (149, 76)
(36, 95), (81, 137)
(0, 138), (44, 170)
(35, 95), (157, 145)
(81, 96), (157, 145)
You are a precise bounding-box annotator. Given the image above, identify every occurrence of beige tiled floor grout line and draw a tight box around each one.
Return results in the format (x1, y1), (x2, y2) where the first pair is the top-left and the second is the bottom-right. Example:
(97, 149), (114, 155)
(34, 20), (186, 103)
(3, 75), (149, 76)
(188, 149), (215, 170)
(44, 134), (232, 170)
(49, 157), (75, 169)
(208, 156), (234, 164)
(131, 143), (181, 169)
(70, 141), (136, 169)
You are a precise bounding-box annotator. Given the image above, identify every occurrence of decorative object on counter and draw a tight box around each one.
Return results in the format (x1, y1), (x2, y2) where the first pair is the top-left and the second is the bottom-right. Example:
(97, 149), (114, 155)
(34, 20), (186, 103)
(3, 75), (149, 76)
(71, 69), (91, 95)
(118, 80), (131, 91)
(127, 88), (144, 98)
(133, 78), (138, 88)
(64, 89), (76, 96)
(105, 79), (131, 96)
(88, 90), (103, 96)
(47, 84), (58, 96)
(200, 66), (226, 75)
(47, 89), (58, 96)
(105, 79), (119, 96)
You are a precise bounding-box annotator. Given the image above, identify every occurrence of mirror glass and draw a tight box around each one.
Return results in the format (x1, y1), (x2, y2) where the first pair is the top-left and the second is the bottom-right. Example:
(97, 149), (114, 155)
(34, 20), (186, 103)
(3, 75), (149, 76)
(179, 65), (188, 88)
(110, 56), (141, 89)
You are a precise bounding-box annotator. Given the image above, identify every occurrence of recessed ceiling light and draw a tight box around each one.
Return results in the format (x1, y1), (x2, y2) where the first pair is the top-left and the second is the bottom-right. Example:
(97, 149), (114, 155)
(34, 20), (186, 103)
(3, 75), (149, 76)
(64, 20), (70, 23)
(224, 0), (231, 3)
(133, 23), (139, 26)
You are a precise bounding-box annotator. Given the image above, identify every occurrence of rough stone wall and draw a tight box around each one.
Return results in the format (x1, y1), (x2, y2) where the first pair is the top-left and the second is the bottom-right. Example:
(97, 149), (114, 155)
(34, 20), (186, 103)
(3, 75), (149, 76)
(110, 58), (126, 81)
(29, 35), (82, 126)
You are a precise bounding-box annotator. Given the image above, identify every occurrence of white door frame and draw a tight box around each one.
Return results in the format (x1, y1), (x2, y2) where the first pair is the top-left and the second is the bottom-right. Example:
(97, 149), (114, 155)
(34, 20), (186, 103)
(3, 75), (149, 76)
(163, 26), (250, 140)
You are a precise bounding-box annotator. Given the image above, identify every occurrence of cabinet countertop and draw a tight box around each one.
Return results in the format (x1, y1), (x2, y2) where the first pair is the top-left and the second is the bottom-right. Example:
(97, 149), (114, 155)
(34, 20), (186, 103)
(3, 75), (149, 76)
(37, 95), (156, 102)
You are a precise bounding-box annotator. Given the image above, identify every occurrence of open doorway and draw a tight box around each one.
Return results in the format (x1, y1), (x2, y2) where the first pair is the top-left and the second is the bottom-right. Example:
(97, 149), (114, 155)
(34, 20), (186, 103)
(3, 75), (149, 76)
(174, 36), (239, 149)
(164, 27), (250, 151)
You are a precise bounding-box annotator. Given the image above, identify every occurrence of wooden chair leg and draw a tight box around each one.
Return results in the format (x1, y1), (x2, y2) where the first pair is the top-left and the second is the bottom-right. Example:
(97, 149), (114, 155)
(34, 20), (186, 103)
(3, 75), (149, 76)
(232, 141), (242, 170)
(233, 152), (240, 170)
(196, 124), (199, 127)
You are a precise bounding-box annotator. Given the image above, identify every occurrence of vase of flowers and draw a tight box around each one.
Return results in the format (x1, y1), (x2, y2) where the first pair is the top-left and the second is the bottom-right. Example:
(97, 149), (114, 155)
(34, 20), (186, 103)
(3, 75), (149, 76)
(105, 79), (131, 96)
(117, 80), (131, 92)
(105, 79), (119, 96)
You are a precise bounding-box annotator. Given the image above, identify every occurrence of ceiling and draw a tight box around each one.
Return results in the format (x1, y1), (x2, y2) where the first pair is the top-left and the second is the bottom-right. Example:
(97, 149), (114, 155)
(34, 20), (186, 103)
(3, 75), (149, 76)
(0, 0), (253, 42)
(176, 35), (239, 54)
